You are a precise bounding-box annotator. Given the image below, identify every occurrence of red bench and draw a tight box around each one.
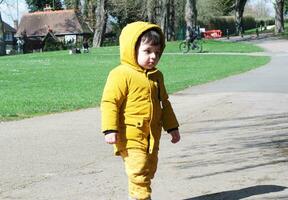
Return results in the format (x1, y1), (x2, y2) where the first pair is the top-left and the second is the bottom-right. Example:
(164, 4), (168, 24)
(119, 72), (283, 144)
(204, 30), (222, 39)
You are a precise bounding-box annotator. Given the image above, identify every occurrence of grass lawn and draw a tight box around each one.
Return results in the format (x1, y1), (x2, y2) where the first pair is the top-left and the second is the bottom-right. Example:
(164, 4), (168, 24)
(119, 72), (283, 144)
(244, 22), (288, 39)
(165, 39), (264, 53)
(244, 26), (274, 35)
(0, 40), (270, 121)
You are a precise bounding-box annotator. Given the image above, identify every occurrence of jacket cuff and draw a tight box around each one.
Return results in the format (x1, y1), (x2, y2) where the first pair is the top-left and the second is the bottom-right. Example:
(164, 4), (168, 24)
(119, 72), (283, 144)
(167, 127), (178, 133)
(103, 130), (118, 135)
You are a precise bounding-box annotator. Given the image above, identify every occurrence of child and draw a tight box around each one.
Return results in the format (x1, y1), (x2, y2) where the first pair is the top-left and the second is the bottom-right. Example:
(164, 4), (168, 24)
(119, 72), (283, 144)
(101, 21), (180, 200)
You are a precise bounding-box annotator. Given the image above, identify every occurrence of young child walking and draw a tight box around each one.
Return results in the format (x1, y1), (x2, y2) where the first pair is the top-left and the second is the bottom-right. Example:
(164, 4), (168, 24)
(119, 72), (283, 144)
(101, 21), (180, 200)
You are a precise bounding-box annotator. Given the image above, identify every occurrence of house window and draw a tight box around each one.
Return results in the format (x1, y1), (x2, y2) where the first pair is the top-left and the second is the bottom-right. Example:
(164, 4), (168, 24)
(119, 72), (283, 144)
(65, 35), (76, 44)
(4, 33), (13, 42)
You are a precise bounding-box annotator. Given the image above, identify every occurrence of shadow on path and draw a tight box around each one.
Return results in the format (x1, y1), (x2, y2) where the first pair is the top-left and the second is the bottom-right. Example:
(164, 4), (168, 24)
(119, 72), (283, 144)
(183, 185), (287, 200)
(185, 159), (288, 180)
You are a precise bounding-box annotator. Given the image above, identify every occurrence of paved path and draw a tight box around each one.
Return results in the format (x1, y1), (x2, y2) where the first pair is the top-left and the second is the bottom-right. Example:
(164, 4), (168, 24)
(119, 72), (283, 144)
(1, 37), (288, 200)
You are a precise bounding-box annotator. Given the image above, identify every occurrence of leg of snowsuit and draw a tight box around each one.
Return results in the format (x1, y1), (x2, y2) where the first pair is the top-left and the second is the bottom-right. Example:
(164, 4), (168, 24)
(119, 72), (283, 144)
(121, 148), (158, 200)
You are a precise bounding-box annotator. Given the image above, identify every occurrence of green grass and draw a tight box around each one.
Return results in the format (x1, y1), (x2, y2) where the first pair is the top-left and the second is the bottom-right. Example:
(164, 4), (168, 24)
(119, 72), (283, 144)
(165, 39), (264, 53)
(244, 22), (288, 39)
(0, 40), (270, 121)
(244, 26), (273, 35)
(160, 54), (269, 93)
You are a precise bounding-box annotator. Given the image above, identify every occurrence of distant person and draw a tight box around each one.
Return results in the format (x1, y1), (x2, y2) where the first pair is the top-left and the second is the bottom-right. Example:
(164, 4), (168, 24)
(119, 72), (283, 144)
(100, 21), (181, 200)
(83, 39), (89, 53)
(186, 26), (198, 43)
(16, 38), (24, 53)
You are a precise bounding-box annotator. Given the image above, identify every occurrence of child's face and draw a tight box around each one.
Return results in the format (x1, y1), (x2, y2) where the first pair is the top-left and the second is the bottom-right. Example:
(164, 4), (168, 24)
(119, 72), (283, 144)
(136, 41), (161, 70)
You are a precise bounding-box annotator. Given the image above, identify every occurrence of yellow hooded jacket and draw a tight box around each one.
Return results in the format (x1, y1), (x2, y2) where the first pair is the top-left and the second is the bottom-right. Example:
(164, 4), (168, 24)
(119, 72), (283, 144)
(101, 21), (179, 155)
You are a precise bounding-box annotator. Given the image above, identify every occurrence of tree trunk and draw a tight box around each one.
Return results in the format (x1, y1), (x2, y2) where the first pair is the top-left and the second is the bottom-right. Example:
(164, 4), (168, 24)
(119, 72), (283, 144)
(87, 0), (96, 30)
(93, 0), (107, 47)
(0, 12), (6, 56)
(160, 0), (176, 41)
(160, 0), (168, 38)
(185, 0), (197, 40)
(167, 0), (176, 41)
(274, 0), (285, 34)
(147, 0), (156, 23)
(235, 0), (247, 35)
(153, 0), (162, 25)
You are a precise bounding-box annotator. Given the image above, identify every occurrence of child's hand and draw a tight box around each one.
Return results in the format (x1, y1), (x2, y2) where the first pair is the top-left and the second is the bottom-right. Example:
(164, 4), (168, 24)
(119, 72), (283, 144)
(104, 132), (118, 144)
(169, 129), (180, 144)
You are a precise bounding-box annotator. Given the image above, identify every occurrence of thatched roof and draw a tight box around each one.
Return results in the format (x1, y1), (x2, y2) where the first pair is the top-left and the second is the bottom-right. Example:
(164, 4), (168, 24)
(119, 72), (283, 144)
(15, 9), (93, 37)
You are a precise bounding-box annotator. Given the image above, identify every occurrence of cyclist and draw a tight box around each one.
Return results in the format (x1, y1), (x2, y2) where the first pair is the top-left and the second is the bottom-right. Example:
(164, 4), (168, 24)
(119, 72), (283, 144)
(179, 26), (202, 53)
(186, 26), (198, 48)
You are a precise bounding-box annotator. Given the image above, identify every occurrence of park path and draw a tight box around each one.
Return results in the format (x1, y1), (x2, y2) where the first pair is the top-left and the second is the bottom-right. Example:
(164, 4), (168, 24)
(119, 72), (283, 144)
(1, 36), (288, 200)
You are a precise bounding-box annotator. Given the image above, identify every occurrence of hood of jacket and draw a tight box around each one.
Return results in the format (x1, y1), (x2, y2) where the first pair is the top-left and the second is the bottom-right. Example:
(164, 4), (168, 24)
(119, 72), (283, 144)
(119, 21), (165, 71)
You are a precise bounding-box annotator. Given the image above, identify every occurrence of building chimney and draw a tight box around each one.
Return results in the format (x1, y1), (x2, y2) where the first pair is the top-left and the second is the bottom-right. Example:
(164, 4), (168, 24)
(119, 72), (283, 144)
(13, 20), (19, 30)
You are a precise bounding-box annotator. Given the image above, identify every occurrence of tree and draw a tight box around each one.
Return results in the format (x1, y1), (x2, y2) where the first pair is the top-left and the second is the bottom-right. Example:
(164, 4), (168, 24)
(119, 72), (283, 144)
(185, 0), (197, 40)
(274, 0), (285, 34)
(147, 0), (157, 23)
(0, 11), (6, 56)
(0, 0), (5, 56)
(198, 0), (246, 35)
(25, 0), (62, 12)
(93, 0), (107, 47)
(285, 0), (288, 15)
(168, 0), (176, 40)
(160, 0), (176, 41)
(108, 0), (145, 29)
(234, 0), (248, 35)
(244, 0), (271, 19)
(63, 0), (81, 10)
(197, 0), (233, 21)
(160, 0), (168, 35)
(219, 0), (235, 15)
(174, 0), (186, 39)
(83, 0), (96, 30)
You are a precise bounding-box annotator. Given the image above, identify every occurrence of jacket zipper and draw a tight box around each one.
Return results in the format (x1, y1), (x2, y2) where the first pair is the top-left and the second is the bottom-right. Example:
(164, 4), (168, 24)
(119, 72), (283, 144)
(145, 70), (153, 154)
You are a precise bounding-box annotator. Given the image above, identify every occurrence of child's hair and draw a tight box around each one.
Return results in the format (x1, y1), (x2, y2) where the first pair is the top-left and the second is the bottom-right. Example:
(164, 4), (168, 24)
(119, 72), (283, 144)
(136, 28), (165, 51)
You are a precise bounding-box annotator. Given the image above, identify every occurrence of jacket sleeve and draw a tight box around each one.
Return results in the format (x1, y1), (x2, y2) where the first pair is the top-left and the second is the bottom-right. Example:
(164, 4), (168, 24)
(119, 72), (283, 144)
(158, 73), (179, 131)
(100, 69), (127, 132)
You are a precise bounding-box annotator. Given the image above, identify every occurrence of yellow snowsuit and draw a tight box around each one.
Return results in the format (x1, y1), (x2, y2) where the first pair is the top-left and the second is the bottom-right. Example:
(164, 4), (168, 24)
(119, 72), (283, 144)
(101, 21), (179, 200)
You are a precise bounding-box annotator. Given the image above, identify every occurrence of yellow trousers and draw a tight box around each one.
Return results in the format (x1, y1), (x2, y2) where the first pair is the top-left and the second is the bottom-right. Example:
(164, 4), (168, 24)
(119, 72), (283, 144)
(120, 148), (158, 200)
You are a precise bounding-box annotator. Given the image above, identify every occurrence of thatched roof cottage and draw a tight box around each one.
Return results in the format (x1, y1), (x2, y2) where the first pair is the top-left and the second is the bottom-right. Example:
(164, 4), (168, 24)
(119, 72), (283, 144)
(16, 8), (93, 52)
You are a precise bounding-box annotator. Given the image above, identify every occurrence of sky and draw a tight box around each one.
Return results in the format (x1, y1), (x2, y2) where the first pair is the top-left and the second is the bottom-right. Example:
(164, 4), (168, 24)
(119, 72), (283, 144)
(0, 0), (28, 27)
(248, 0), (275, 16)
(0, 0), (275, 28)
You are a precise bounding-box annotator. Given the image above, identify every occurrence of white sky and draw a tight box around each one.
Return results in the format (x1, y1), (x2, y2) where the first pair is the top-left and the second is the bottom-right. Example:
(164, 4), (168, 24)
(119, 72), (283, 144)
(0, 0), (28, 27)
(247, 0), (275, 16)
(0, 0), (275, 28)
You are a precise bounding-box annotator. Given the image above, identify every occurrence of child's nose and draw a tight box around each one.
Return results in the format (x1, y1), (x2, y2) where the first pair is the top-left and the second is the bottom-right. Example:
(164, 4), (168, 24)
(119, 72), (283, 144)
(150, 52), (157, 59)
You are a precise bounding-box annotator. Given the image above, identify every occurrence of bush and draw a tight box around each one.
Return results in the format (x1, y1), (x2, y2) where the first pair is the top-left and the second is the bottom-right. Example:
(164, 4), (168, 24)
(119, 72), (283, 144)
(43, 38), (64, 52)
(254, 18), (275, 31)
(199, 16), (235, 36)
(265, 18), (275, 26)
(243, 16), (257, 31)
(199, 16), (257, 36)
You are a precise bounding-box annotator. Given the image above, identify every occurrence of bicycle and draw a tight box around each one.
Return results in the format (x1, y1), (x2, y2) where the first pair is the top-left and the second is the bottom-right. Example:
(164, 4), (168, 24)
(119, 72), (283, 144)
(179, 37), (203, 53)
(179, 27), (203, 53)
